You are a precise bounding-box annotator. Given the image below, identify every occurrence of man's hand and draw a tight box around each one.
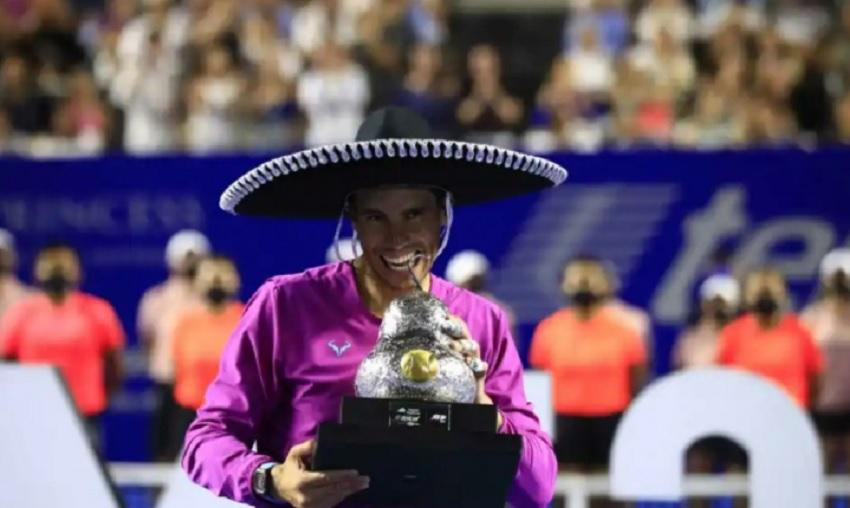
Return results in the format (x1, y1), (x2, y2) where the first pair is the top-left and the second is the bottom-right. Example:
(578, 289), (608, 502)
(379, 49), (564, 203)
(444, 315), (504, 428)
(271, 440), (369, 508)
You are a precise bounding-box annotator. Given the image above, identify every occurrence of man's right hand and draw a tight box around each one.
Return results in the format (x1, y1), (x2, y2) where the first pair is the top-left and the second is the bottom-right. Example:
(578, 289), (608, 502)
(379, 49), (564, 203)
(271, 439), (370, 508)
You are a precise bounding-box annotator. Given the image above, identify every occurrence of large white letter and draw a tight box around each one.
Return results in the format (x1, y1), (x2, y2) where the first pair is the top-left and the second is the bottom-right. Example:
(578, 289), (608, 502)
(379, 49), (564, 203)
(610, 368), (822, 507)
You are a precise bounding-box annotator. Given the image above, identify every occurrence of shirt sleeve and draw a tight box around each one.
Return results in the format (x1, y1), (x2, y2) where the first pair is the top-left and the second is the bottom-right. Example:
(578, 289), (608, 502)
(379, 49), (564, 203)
(484, 307), (557, 508)
(0, 300), (27, 359)
(528, 317), (553, 370)
(625, 328), (647, 366)
(180, 280), (284, 507)
(89, 297), (126, 352)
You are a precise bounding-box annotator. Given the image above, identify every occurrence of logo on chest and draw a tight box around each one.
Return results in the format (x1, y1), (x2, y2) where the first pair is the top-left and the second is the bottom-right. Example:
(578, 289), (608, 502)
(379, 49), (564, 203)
(328, 339), (352, 357)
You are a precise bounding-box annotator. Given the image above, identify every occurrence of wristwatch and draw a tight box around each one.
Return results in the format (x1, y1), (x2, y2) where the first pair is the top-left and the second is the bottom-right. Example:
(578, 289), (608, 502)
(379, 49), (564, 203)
(252, 462), (281, 504)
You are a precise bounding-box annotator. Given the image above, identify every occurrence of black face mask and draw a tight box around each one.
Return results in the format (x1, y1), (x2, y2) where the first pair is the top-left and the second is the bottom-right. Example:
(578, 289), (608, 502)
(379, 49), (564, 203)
(41, 272), (72, 296)
(571, 289), (601, 308)
(713, 308), (732, 325)
(206, 286), (230, 305)
(832, 274), (850, 299)
(753, 293), (779, 316)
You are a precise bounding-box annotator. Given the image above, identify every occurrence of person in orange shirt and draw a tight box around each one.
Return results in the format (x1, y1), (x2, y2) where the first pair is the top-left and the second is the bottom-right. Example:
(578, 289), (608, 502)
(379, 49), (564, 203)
(717, 268), (823, 408)
(530, 256), (647, 472)
(0, 243), (125, 448)
(171, 254), (244, 444)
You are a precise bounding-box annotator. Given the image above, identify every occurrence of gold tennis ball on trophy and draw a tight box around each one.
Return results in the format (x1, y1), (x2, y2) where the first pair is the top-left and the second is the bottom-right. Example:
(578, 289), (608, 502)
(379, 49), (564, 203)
(400, 349), (439, 382)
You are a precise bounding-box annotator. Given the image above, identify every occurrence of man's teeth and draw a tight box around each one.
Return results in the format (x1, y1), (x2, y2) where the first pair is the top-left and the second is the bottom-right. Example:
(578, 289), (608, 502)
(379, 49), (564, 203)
(383, 253), (420, 270)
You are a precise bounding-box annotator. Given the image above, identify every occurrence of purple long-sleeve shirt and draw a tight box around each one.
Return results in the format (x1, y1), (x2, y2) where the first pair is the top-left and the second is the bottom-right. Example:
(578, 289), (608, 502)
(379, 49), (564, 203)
(182, 262), (556, 507)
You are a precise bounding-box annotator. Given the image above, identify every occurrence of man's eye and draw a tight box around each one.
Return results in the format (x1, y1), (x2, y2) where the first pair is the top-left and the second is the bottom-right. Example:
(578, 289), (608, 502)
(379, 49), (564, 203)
(365, 214), (382, 222)
(405, 210), (423, 220)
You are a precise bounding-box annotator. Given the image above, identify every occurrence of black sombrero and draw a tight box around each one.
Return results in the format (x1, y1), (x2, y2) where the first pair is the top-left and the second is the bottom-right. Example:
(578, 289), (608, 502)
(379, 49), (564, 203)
(220, 107), (568, 218)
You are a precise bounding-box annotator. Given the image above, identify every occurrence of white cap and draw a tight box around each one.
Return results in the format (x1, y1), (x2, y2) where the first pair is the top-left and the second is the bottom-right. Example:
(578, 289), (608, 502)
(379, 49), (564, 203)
(699, 274), (740, 306)
(445, 250), (490, 286)
(165, 230), (211, 269)
(820, 248), (850, 280)
(0, 229), (14, 252)
(326, 237), (360, 263)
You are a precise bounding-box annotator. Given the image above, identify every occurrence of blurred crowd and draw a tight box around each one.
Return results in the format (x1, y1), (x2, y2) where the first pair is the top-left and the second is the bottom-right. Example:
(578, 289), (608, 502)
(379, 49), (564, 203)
(1, 0), (850, 156)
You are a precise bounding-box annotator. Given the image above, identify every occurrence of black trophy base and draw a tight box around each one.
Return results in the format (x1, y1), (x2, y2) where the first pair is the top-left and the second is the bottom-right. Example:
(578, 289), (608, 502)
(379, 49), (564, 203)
(312, 397), (522, 508)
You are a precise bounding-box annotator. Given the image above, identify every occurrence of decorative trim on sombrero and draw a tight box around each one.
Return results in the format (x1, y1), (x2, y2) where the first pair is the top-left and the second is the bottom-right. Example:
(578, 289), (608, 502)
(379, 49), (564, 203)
(219, 139), (567, 214)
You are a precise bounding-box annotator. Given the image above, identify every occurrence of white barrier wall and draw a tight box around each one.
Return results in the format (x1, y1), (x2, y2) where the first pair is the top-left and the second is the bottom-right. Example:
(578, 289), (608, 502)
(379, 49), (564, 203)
(610, 368), (823, 507)
(0, 364), (120, 508)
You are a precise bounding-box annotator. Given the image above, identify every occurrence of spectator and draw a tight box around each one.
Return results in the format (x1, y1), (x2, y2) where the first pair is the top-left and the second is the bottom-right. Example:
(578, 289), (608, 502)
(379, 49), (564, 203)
(137, 230), (210, 461)
(0, 51), (54, 135)
(290, 0), (372, 57)
(296, 42), (369, 146)
(823, 3), (850, 98)
(357, 0), (417, 105)
(185, 39), (246, 153)
(445, 249), (517, 340)
(59, 70), (110, 153)
(566, 23), (613, 97)
(530, 256), (647, 472)
(674, 81), (746, 148)
(694, 0), (765, 40)
(110, 28), (182, 154)
(456, 44), (523, 144)
(172, 255), (244, 439)
(187, 0), (239, 51)
(628, 27), (696, 100)
(802, 248), (850, 475)
(394, 44), (458, 136)
(528, 58), (590, 151)
(674, 274), (740, 369)
(0, 243), (125, 449)
(717, 268), (823, 408)
(0, 229), (34, 320)
(774, 0), (830, 49)
(836, 90), (850, 144)
(564, 0), (629, 57)
(635, 0), (695, 45)
(240, 13), (302, 150)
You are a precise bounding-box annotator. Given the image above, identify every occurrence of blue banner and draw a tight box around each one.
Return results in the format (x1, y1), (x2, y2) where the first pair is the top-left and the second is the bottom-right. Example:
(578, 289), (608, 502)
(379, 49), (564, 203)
(2, 148), (849, 460)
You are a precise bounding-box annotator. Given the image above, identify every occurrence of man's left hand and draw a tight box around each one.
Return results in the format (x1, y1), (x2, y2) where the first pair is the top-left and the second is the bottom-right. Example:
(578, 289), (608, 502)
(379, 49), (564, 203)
(444, 315), (503, 428)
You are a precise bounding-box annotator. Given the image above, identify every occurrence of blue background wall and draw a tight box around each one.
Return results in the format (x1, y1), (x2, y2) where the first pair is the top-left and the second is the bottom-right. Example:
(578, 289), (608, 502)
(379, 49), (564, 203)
(3, 148), (849, 460)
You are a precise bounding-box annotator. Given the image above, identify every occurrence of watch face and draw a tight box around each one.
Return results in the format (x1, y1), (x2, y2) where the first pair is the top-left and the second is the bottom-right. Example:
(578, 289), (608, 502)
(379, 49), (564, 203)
(254, 468), (267, 494)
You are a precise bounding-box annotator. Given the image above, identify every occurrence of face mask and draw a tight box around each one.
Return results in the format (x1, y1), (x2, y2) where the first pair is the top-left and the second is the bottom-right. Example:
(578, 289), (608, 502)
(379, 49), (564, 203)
(832, 274), (850, 299)
(571, 289), (601, 308)
(712, 308), (732, 325)
(206, 286), (230, 305)
(41, 272), (71, 296)
(753, 293), (779, 316)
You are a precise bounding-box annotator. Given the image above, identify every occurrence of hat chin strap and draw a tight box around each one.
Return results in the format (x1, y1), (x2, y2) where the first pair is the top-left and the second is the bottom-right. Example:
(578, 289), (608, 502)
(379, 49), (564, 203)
(331, 192), (454, 265)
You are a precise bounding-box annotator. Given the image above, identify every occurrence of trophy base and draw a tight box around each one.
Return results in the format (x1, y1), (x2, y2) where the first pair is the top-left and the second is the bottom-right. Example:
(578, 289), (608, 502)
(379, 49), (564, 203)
(312, 398), (521, 507)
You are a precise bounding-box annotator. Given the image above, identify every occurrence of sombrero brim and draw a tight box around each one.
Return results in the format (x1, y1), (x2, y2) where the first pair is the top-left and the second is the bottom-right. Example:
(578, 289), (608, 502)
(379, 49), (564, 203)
(220, 139), (568, 218)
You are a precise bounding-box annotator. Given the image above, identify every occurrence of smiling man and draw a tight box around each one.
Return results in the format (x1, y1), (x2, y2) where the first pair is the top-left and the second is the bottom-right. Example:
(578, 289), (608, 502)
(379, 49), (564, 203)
(181, 107), (567, 508)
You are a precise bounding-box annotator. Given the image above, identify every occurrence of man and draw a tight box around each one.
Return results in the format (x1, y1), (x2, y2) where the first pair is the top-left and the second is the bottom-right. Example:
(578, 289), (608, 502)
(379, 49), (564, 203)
(171, 255), (244, 441)
(802, 248), (850, 474)
(717, 268), (823, 408)
(0, 229), (34, 320)
(530, 256), (647, 473)
(673, 273), (740, 369)
(445, 249), (517, 338)
(0, 243), (125, 447)
(182, 107), (566, 507)
(137, 229), (210, 461)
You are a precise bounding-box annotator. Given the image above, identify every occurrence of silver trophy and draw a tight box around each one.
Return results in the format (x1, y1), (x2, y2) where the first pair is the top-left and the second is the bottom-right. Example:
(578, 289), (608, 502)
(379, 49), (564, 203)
(354, 291), (481, 403)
